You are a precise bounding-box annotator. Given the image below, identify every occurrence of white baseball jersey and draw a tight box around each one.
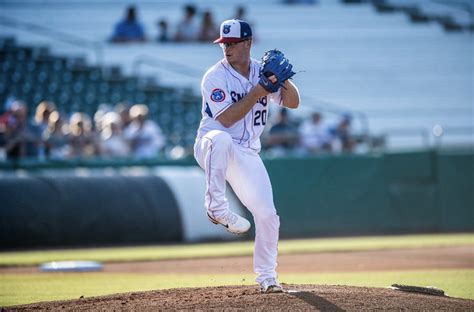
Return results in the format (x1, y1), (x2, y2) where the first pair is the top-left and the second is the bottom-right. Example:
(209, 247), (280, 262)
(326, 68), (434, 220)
(194, 57), (287, 285)
(196, 58), (281, 152)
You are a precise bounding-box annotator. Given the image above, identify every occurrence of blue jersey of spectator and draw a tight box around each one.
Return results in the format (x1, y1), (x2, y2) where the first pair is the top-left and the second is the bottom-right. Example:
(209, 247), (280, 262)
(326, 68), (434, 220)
(111, 6), (146, 43)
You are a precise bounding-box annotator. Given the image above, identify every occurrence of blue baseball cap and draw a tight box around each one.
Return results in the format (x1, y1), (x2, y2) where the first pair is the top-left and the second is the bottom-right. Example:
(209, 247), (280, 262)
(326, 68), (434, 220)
(214, 19), (252, 43)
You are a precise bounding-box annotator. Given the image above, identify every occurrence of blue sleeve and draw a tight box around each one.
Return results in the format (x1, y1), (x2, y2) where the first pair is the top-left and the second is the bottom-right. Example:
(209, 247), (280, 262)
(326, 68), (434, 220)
(112, 22), (124, 38)
(136, 23), (145, 37)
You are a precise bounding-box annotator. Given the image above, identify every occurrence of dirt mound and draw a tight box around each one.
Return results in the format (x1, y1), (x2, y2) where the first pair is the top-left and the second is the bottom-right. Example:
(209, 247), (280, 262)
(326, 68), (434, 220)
(6, 284), (474, 311)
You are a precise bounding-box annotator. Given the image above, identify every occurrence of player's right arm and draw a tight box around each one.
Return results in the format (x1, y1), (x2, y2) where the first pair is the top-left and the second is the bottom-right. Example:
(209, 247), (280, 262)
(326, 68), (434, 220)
(217, 84), (268, 128)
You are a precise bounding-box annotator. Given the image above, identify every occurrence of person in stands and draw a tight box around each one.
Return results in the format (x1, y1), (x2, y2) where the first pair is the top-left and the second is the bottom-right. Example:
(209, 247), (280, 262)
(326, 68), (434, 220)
(111, 5), (147, 43)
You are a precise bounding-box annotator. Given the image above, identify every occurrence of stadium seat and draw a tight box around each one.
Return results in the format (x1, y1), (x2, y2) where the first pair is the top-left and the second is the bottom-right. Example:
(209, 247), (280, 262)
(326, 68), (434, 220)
(0, 37), (202, 151)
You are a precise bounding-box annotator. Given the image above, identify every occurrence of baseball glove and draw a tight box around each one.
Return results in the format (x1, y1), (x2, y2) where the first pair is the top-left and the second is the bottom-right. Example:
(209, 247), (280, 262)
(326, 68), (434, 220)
(258, 49), (296, 93)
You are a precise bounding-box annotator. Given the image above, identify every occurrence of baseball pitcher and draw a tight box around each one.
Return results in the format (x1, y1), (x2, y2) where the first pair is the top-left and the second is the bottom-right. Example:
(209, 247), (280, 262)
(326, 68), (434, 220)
(194, 19), (300, 293)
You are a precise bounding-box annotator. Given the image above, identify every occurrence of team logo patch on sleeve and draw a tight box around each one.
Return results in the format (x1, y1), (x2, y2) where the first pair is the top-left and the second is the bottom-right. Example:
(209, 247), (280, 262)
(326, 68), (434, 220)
(210, 88), (226, 102)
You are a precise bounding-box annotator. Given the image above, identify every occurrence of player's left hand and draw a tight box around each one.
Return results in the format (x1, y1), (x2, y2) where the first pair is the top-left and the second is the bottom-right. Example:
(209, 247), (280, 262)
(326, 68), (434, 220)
(258, 49), (296, 93)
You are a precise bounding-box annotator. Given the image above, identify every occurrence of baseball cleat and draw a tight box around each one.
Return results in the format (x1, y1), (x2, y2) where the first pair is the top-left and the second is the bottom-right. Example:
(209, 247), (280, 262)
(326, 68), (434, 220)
(260, 278), (283, 294)
(207, 210), (251, 234)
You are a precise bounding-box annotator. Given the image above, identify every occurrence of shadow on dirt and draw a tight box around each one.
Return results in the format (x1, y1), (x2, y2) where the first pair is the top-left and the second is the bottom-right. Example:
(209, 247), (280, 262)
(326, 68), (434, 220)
(288, 290), (345, 311)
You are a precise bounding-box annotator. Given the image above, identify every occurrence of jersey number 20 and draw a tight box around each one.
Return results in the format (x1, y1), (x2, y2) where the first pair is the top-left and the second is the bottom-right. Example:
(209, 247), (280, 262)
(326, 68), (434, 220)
(254, 110), (267, 126)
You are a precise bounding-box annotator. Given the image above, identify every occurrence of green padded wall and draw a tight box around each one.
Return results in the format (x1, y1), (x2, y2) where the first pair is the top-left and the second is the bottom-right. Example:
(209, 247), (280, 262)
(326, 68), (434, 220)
(265, 155), (388, 237)
(383, 151), (438, 232)
(436, 151), (474, 231)
(264, 150), (473, 237)
(0, 149), (472, 247)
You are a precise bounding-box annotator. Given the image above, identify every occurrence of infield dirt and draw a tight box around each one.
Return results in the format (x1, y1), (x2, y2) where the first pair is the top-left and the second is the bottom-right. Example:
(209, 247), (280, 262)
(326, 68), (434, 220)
(6, 284), (474, 311)
(2, 245), (472, 274)
(3, 246), (473, 311)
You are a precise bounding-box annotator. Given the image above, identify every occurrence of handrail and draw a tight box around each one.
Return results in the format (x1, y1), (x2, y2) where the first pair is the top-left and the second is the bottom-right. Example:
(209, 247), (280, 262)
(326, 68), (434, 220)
(432, 0), (474, 15)
(0, 15), (104, 64)
(382, 126), (474, 149)
(431, 126), (474, 147)
(132, 59), (373, 142)
(382, 127), (431, 148)
(132, 55), (202, 79)
(358, 108), (471, 118)
(300, 95), (371, 137)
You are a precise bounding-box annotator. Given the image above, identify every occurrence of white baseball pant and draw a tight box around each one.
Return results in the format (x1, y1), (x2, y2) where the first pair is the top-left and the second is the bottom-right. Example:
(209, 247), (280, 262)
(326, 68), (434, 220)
(194, 130), (280, 284)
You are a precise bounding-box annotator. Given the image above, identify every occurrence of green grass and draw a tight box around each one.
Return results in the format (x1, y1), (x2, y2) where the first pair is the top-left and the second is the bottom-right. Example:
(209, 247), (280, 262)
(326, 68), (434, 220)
(1, 233), (472, 267)
(1, 270), (473, 307)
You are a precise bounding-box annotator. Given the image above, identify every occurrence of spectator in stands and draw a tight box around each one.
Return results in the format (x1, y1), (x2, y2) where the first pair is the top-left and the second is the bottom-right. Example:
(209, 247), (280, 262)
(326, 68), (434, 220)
(198, 10), (219, 42)
(0, 99), (16, 157)
(174, 4), (198, 42)
(234, 5), (247, 20)
(265, 108), (299, 156)
(156, 19), (170, 42)
(3, 100), (41, 160)
(94, 103), (114, 134)
(43, 111), (70, 160)
(284, 0), (317, 4)
(34, 101), (57, 159)
(68, 112), (101, 158)
(34, 100), (56, 133)
(111, 5), (147, 43)
(115, 102), (133, 130)
(124, 104), (165, 159)
(299, 112), (332, 153)
(99, 112), (130, 158)
(328, 114), (355, 153)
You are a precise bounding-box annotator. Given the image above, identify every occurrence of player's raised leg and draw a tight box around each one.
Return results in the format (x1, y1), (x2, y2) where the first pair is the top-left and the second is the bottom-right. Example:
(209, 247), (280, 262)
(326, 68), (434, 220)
(194, 130), (251, 234)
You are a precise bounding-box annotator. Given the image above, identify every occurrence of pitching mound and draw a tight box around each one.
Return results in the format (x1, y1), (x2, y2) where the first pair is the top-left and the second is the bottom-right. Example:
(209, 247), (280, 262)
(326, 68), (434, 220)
(7, 284), (474, 311)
